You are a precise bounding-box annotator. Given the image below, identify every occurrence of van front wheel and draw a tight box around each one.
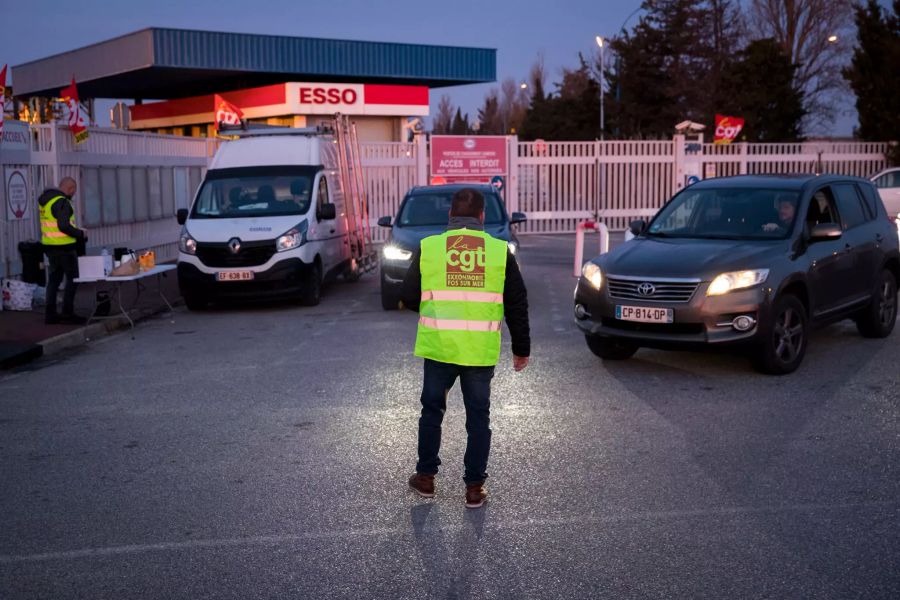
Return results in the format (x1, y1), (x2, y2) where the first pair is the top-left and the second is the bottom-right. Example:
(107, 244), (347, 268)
(299, 262), (322, 306)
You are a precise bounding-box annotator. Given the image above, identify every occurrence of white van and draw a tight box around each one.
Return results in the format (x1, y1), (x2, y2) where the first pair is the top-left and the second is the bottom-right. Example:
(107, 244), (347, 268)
(176, 129), (354, 309)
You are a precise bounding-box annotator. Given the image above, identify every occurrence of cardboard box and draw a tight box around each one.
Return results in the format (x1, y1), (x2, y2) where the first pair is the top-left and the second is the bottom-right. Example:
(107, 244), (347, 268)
(77, 256), (106, 279)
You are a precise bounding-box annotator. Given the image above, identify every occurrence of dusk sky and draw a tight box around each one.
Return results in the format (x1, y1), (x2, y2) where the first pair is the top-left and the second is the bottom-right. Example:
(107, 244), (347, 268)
(2, 0), (862, 135)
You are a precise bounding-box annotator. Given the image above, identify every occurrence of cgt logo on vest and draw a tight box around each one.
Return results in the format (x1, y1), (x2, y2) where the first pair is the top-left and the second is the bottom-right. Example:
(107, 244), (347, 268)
(446, 235), (486, 288)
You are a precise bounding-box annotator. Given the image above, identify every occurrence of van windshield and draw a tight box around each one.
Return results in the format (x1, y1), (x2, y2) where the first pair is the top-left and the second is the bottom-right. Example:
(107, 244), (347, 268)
(191, 166), (319, 219)
(398, 192), (506, 227)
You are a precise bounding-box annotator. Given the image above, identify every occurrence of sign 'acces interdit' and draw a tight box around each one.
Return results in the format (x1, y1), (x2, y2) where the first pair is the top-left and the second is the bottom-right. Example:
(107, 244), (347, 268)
(431, 136), (508, 181)
(446, 235), (486, 288)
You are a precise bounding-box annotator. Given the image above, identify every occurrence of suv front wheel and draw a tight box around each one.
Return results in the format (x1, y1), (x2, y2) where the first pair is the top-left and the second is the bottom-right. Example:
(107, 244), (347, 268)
(753, 294), (808, 375)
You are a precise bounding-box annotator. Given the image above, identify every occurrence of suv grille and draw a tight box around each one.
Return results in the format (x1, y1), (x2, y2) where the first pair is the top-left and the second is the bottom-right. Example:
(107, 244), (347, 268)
(195, 240), (276, 268)
(607, 276), (700, 303)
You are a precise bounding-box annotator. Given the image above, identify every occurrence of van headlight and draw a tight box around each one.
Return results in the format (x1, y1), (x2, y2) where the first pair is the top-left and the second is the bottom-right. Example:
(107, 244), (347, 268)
(179, 230), (197, 255)
(276, 220), (308, 252)
(707, 269), (769, 296)
(507, 241), (518, 255)
(582, 263), (603, 289)
(383, 244), (412, 261)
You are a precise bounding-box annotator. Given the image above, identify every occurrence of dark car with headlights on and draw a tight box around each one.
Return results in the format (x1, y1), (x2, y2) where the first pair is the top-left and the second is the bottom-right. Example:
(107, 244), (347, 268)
(574, 175), (899, 374)
(378, 184), (526, 310)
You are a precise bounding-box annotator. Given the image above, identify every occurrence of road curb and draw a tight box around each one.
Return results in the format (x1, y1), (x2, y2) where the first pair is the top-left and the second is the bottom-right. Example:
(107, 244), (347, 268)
(39, 304), (177, 357)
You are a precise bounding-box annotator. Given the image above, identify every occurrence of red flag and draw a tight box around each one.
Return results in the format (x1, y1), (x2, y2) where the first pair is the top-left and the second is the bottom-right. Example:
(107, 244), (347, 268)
(0, 64), (7, 141)
(214, 94), (244, 131)
(60, 77), (89, 145)
(714, 114), (744, 145)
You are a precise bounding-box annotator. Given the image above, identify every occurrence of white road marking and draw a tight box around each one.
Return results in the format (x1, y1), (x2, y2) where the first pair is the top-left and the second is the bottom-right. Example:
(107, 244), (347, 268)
(2, 500), (895, 564)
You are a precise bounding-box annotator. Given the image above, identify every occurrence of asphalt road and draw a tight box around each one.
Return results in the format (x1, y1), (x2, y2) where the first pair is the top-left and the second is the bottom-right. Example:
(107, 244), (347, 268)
(2, 234), (899, 599)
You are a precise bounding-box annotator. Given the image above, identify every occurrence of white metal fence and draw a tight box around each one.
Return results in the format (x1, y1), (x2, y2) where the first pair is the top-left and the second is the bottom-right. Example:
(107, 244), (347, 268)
(1, 122), (215, 279)
(1, 121), (892, 278)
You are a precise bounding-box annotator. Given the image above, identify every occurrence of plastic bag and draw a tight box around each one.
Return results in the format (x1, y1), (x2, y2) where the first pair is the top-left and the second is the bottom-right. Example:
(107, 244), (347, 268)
(1, 279), (37, 311)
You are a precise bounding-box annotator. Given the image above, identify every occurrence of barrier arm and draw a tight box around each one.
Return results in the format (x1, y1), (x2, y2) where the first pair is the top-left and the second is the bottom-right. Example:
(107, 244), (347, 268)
(573, 221), (609, 277)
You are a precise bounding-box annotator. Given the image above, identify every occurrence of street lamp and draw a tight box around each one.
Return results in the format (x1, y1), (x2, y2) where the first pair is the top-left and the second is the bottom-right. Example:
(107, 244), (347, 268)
(520, 82), (528, 90)
(827, 34), (838, 43)
(595, 35), (605, 141)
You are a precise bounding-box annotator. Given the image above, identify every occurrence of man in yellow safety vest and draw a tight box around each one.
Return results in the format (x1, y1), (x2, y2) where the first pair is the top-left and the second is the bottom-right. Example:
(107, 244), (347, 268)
(402, 188), (530, 508)
(38, 177), (88, 324)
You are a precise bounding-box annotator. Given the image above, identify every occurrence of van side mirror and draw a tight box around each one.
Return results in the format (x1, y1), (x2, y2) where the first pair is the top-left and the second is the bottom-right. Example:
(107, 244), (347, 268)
(629, 220), (646, 236)
(318, 203), (336, 221)
(809, 223), (842, 241)
(510, 212), (527, 225)
(377, 216), (392, 228)
(177, 209), (189, 225)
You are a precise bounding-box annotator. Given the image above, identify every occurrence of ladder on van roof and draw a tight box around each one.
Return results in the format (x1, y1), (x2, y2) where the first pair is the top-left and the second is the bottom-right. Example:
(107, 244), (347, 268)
(332, 113), (377, 278)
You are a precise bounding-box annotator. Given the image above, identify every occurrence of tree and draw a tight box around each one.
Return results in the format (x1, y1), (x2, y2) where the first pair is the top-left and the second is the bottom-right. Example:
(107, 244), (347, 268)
(719, 38), (806, 141)
(450, 108), (471, 135)
(521, 56), (600, 140)
(699, 0), (746, 125)
(476, 89), (503, 134)
(749, 0), (854, 133)
(843, 0), (900, 163)
(432, 95), (454, 134)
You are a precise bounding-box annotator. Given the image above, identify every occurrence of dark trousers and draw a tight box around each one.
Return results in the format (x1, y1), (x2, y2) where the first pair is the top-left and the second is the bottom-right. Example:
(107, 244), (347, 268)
(416, 358), (495, 484)
(45, 248), (78, 317)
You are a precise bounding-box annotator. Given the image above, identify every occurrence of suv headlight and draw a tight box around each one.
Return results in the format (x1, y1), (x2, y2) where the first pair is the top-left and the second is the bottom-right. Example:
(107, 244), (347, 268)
(507, 241), (518, 255)
(707, 269), (769, 296)
(383, 244), (413, 261)
(179, 230), (197, 255)
(276, 220), (308, 252)
(582, 263), (603, 289)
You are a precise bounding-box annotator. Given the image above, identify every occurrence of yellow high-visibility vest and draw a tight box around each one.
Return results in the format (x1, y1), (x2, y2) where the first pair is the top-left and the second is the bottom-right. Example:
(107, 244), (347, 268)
(414, 229), (508, 366)
(40, 195), (77, 246)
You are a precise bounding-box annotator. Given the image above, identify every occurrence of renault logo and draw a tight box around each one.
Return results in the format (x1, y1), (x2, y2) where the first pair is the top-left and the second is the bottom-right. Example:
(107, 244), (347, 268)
(637, 282), (656, 296)
(228, 238), (241, 254)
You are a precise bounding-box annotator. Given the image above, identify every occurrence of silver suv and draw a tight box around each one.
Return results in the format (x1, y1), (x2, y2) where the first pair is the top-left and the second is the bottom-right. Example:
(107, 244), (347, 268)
(574, 175), (900, 374)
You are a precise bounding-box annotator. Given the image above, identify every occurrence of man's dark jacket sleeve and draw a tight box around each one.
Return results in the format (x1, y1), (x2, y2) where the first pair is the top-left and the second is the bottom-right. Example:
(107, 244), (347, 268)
(401, 247), (531, 358)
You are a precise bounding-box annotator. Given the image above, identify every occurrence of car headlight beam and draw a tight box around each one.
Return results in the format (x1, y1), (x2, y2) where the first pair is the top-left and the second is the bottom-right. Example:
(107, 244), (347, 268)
(383, 244), (413, 261)
(707, 269), (769, 296)
(179, 230), (197, 255)
(582, 263), (603, 289)
(276, 220), (309, 252)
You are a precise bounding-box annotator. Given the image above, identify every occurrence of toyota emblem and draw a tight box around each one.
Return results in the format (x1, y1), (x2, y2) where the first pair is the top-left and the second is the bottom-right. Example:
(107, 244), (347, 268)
(637, 282), (656, 296)
(228, 238), (241, 254)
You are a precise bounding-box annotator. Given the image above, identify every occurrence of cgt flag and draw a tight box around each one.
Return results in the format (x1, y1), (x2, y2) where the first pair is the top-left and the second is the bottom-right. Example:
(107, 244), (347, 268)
(214, 94), (244, 131)
(60, 78), (89, 145)
(714, 114), (744, 145)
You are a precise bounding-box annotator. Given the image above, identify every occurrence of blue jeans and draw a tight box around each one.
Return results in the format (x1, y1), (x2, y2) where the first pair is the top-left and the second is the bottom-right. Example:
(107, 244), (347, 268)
(416, 358), (495, 484)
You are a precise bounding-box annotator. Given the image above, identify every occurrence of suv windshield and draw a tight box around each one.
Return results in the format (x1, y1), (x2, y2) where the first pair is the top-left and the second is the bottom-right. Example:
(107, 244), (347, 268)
(647, 187), (801, 240)
(398, 191), (506, 226)
(191, 166), (318, 219)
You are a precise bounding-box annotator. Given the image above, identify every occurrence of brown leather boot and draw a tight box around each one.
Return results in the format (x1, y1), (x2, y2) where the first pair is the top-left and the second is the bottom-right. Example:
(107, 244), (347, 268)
(408, 473), (435, 498)
(465, 483), (487, 508)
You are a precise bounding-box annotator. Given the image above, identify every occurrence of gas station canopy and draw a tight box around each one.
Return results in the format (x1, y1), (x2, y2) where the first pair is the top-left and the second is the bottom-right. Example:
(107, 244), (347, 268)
(12, 28), (496, 99)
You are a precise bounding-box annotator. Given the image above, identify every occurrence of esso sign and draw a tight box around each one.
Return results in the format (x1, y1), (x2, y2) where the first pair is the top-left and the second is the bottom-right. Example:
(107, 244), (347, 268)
(299, 86), (358, 105)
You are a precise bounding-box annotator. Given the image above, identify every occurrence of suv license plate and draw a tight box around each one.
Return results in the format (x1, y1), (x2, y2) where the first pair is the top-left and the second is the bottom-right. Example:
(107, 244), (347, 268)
(616, 305), (673, 323)
(217, 271), (254, 282)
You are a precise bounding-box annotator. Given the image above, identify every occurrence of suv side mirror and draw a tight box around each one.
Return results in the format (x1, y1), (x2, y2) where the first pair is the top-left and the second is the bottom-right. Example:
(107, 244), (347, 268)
(629, 220), (646, 236)
(510, 212), (527, 225)
(377, 216), (392, 228)
(176, 209), (189, 225)
(318, 203), (337, 221)
(809, 223), (842, 241)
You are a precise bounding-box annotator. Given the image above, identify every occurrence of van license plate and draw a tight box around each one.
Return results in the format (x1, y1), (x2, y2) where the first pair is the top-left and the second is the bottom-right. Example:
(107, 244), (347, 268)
(616, 305), (673, 323)
(217, 271), (254, 282)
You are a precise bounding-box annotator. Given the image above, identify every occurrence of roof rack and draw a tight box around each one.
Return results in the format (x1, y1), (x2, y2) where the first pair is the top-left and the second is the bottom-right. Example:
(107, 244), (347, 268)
(217, 122), (334, 137)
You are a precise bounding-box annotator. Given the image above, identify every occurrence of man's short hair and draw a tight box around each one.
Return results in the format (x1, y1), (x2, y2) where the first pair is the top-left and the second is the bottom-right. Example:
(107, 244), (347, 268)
(450, 188), (484, 218)
(59, 177), (77, 190)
